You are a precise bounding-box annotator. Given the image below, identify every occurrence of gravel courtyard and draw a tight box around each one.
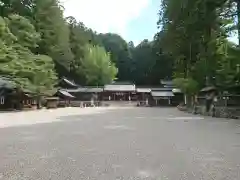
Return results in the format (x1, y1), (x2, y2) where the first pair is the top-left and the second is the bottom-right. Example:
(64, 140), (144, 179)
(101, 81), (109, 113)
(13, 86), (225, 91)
(0, 107), (240, 179)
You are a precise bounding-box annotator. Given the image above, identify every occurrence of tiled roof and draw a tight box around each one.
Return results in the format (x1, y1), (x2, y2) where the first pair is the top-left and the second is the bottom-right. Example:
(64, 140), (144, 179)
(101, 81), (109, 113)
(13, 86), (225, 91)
(62, 78), (79, 87)
(111, 81), (134, 85)
(63, 87), (103, 93)
(151, 87), (173, 91)
(104, 84), (136, 92)
(58, 90), (75, 98)
(0, 77), (15, 89)
(151, 91), (174, 97)
(172, 88), (182, 93)
(160, 80), (174, 85)
(136, 88), (151, 93)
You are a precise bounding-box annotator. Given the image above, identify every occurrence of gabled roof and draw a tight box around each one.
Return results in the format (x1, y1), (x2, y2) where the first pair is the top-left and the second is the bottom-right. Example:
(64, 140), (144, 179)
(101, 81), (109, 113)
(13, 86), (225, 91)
(200, 86), (216, 92)
(0, 77), (15, 89)
(61, 78), (79, 87)
(160, 80), (174, 86)
(58, 90), (75, 98)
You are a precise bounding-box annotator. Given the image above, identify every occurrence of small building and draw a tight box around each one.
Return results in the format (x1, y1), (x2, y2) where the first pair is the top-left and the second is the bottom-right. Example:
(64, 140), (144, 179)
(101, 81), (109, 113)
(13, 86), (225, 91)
(150, 90), (174, 106)
(54, 89), (75, 107)
(0, 77), (39, 110)
(45, 97), (59, 109)
(21, 90), (37, 109)
(0, 78), (16, 110)
(136, 88), (151, 105)
(103, 82), (136, 101)
(63, 87), (103, 101)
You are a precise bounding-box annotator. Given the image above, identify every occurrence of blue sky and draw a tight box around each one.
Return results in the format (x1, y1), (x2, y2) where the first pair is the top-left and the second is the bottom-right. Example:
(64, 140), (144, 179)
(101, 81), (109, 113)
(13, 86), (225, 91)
(62, 0), (237, 45)
(125, 0), (160, 45)
(62, 0), (160, 45)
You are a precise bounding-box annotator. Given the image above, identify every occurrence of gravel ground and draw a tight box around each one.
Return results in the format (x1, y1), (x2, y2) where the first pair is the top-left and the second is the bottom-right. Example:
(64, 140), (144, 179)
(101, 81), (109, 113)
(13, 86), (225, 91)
(0, 107), (119, 128)
(0, 107), (240, 179)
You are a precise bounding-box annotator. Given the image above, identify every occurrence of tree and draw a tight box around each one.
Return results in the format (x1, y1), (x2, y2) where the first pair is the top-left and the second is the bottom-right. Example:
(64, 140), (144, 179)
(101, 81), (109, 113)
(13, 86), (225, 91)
(156, 0), (237, 90)
(33, 0), (73, 77)
(0, 15), (57, 95)
(81, 44), (118, 86)
(130, 38), (173, 85)
(173, 78), (198, 95)
(130, 40), (155, 84)
(173, 77), (198, 106)
(6, 14), (40, 49)
(98, 33), (132, 81)
(0, 0), (35, 18)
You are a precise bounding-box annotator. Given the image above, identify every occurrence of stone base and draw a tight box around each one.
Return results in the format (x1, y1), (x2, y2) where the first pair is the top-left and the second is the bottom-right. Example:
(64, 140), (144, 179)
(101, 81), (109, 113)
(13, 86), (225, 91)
(193, 105), (240, 119)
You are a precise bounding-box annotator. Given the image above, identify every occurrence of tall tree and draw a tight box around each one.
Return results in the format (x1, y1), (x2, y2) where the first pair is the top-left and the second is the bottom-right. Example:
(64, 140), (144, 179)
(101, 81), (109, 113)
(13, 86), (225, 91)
(81, 44), (118, 86)
(98, 33), (132, 81)
(156, 0), (232, 90)
(0, 0), (35, 18)
(0, 15), (57, 94)
(33, 0), (73, 77)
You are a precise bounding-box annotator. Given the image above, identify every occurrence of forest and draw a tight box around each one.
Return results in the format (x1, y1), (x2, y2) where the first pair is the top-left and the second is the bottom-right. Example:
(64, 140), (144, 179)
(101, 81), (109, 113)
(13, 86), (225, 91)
(1, 0), (240, 95)
(158, 0), (240, 94)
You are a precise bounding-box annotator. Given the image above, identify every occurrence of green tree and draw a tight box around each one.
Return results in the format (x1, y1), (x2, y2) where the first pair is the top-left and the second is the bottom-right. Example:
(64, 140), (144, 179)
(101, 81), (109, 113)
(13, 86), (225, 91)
(0, 15), (57, 95)
(98, 33), (132, 81)
(131, 38), (173, 85)
(81, 44), (118, 86)
(6, 14), (40, 49)
(0, 0), (35, 18)
(130, 40), (155, 84)
(34, 0), (73, 76)
(156, 0), (236, 90)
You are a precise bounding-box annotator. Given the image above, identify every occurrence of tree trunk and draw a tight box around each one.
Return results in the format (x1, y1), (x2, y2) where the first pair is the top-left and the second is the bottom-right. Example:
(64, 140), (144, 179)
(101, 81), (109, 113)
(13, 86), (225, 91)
(37, 95), (42, 109)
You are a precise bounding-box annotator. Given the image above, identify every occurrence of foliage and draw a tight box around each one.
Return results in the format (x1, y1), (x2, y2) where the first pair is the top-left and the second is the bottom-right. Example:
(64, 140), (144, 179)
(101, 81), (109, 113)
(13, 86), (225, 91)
(173, 78), (199, 95)
(0, 0), (186, 90)
(0, 15), (57, 95)
(6, 14), (40, 49)
(130, 39), (172, 85)
(66, 16), (101, 84)
(98, 33), (132, 81)
(34, 0), (73, 75)
(156, 0), (240, 92)
(80, 44), (118, 86)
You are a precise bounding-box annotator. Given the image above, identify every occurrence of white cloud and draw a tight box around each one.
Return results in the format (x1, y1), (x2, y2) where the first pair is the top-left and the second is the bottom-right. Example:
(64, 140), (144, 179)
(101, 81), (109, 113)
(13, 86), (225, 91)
(61, 0), (150, 37)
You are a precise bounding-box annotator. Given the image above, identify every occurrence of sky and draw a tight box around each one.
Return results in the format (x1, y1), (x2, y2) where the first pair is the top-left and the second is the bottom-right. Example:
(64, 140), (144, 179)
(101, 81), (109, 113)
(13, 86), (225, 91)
(61, 0), (238, 45)
(61, 0), (160, 45)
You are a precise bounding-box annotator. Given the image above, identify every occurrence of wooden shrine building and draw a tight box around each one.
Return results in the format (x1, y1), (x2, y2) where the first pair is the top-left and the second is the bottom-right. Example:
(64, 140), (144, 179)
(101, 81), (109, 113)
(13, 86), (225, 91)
(102, 82), (136, 101)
